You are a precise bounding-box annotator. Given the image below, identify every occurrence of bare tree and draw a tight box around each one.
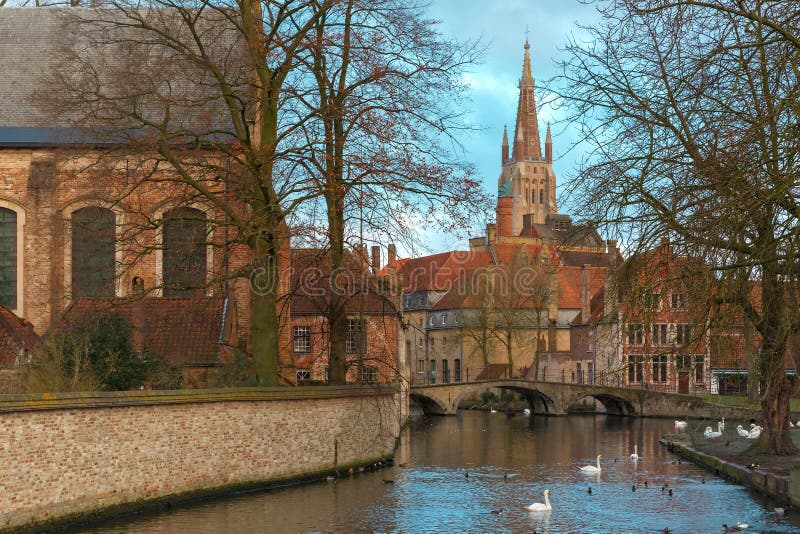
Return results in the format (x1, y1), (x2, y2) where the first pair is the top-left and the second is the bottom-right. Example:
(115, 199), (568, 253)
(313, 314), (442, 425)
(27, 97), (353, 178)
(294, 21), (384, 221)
(292, 0), (487, 383)
(45, 1), (336, 386)
(556, 0), (800, 453)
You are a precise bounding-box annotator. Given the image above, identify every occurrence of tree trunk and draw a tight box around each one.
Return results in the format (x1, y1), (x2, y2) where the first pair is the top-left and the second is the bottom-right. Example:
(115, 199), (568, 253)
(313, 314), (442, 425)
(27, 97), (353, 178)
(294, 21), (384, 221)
(744, 320), (759, 403)
(250, 248), (281, 386)
(328, 298), (349, 384)
(506, 330), (514, 378)
(759, 373), (797, 454)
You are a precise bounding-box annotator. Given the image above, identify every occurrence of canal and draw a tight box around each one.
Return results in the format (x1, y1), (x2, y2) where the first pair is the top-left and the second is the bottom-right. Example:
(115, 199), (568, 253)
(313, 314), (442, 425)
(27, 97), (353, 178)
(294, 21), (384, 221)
(80, 412), (798, 533)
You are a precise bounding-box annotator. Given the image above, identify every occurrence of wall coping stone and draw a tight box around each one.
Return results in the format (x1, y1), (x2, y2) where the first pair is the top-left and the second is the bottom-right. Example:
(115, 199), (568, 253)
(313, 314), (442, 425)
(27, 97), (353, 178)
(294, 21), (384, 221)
(0, 384), (397, 413)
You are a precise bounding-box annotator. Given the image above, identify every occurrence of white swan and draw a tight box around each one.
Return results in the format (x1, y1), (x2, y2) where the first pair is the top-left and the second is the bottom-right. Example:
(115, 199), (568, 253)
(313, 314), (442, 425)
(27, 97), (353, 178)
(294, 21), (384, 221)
(630, 445), (640, 461)
(674, 420), (687, 429)
(523, 408), (531, 416)
(526, 489), (552, 512)
(704, 425), (722, 439)
(747, 425), (761, 439)
(579, 455), (602, 473)
(719, 417), (725, 432)
(736, 425), (750, 437)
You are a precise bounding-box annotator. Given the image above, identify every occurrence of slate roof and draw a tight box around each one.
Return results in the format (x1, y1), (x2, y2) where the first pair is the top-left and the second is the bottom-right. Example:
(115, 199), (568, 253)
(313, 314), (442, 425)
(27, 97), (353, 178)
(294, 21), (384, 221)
(0, 307), (40, 367)
(0, 7), (239, 145)
(60, 297), (227, 366)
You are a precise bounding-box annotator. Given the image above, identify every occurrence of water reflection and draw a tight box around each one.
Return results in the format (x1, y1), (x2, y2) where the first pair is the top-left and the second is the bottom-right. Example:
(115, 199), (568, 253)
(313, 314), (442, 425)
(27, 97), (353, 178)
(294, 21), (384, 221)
(82, 413), (799, 533)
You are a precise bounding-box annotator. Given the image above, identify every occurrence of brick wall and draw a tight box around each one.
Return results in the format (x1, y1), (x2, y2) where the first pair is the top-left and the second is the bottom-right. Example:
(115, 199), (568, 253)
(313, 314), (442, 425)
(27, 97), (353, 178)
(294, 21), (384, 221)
(0, 386), (401, 531)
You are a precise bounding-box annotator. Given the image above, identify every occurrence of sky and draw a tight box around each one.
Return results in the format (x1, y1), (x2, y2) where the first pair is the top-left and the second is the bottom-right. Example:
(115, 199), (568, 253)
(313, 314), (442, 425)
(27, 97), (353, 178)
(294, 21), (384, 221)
(418, 0), (602, 254)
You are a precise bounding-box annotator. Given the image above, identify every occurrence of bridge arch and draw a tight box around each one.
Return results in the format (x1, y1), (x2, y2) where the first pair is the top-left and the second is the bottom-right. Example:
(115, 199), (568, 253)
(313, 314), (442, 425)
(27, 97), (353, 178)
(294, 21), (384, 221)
(566, 392), (638, 416)
(410, 391), (449, 415)
(451, 382), (559, 415)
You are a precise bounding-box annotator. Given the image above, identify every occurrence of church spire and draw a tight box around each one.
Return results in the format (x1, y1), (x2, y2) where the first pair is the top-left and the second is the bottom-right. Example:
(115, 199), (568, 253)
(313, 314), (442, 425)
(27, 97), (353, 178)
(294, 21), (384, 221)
(511, 39), (541, 162)
(521, 39), (534, 86)
(545, 122), (552, 163)
(501, 124), (509, 164)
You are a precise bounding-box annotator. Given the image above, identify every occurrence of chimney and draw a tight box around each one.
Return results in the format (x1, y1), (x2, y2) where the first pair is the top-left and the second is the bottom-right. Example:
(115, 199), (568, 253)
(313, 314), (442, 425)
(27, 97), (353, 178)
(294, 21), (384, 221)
(607, 239), (617, 254)
(581, 264), (591, 324)
(371, 245), (381, 274)
(387, 244), (397, 272)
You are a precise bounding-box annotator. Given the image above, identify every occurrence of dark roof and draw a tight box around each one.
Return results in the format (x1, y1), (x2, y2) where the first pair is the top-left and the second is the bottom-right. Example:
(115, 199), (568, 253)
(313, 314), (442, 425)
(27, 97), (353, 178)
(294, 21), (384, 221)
(558, 250), (610, 267)
(61, 297), (227, 366)
(0, 8), (239, 145)
(0, 307), (40, 367)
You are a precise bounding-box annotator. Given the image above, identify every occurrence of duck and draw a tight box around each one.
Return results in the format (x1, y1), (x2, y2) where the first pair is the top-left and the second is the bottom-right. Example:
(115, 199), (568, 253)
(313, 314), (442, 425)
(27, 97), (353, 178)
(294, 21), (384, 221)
(674, 420), (688, 429)
(630, 444), (642, 461)
(722, 525), (741, 532)
(526, 489), (552, 512)
(736, 425), (750, 437)
(737, 522), (749, 529)
(704, 425), (722, 439)
(579, 455), (602, 473)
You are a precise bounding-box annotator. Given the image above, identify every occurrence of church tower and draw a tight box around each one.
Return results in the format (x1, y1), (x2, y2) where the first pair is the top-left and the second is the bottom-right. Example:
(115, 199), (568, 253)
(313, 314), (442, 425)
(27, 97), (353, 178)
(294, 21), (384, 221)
(496, 40), (557, 236)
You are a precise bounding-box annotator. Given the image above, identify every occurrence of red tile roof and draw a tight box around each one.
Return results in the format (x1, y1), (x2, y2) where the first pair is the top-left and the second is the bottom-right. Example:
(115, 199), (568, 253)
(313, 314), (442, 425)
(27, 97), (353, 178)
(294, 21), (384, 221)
(0, 307), (40, 367)
(60, 297), (226, 366)
(394, 250), (494, 293)
(289, 248), (400, 316)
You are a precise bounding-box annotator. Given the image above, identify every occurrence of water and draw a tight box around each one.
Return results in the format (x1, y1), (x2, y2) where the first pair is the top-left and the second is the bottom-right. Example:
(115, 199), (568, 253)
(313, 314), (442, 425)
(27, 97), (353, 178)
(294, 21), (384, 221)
(81, 412), (799, 533)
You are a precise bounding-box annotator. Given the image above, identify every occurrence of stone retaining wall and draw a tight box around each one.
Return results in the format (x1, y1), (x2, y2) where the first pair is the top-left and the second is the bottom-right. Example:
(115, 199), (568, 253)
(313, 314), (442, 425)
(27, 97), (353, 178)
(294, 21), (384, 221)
(659, 436), (794, 506)
(0, 386), (401, 532)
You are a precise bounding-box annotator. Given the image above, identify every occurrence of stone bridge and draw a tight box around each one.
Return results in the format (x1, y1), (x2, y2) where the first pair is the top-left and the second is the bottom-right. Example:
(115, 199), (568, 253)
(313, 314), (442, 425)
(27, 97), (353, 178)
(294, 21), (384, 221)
(410, 379), (709, 417)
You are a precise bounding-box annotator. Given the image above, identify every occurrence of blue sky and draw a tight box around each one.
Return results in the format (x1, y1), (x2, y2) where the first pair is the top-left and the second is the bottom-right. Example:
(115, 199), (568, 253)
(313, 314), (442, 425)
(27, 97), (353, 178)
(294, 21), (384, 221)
(420, 0), (601, 253)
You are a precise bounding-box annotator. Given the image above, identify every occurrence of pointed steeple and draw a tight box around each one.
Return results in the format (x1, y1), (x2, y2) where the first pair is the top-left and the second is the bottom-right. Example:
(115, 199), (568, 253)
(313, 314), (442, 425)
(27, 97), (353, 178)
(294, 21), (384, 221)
(501, 124), (509, 164)
(511, 39), (541, 162)
(521, 39), (534, 87)
(545, 122), (552, 163)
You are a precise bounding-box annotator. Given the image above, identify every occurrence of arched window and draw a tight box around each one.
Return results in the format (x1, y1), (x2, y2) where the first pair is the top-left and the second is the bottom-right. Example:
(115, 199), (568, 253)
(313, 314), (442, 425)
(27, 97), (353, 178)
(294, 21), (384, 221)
(163, 206), (207, 297)
(0, 208), (17, 307)
(539, 189), (544, 204)
(72, 206), (116, 297)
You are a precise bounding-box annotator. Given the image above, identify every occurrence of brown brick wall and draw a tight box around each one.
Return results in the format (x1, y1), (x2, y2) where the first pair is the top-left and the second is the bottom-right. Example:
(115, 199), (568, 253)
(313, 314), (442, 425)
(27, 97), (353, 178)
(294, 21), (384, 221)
(0, 387), (400, 531)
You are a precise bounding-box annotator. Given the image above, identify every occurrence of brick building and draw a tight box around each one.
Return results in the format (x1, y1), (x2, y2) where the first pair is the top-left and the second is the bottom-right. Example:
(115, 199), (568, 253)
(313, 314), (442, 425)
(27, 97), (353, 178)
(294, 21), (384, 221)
(395, 40), (617, 386)
(0, 9), (401, 388)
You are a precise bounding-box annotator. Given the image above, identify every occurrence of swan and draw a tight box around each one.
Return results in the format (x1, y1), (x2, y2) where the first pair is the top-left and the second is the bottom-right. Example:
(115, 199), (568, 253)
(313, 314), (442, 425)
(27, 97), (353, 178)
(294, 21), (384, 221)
(704, 425), (722, 439)
(790, 421), (795, 428)
(747, 425), (761, 439)
(630, 445), (640, 461)
(719, 417), (725, 432)
(523, 408), (531, 416)
(736, 425), (750, 437)
(526, 489), (551, 511)
(674, 420), (687, 429)
(579, 455), (602, 473)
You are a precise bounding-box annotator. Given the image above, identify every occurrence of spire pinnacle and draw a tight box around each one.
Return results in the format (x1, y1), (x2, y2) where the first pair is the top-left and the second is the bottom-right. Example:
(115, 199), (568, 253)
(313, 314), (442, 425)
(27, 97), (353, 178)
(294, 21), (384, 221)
(502, 124), (509, 146)
(545, 122), (552, 144)
(521, 38), (533, 86)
